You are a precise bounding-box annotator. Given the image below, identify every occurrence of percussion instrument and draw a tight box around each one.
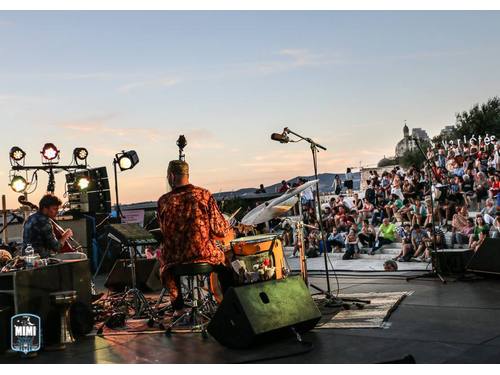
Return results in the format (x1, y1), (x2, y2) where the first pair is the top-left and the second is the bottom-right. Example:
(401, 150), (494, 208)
(241, 179), (318, 225)
(210, 234), (288, 302)
(230, 234), (286, 279)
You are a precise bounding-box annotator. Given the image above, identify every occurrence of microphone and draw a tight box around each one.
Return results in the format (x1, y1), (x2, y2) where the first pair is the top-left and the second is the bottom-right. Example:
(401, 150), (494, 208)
(10, 212), (24, 223)
(271, 133), (289, 144)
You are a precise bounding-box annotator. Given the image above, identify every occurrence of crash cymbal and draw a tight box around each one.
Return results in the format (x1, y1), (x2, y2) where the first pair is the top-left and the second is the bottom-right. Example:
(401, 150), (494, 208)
(241, 196), (298, 226)
(240, 179), (318, 226)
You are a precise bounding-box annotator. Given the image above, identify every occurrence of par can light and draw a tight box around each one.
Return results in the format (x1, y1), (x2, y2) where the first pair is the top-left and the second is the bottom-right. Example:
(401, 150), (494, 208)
(11, 176), (28, 193)
(10, 147), (26, 162)
(73, 147), (88, 161)
(41, 143), (59, 161)
(76, 176), (90, 191)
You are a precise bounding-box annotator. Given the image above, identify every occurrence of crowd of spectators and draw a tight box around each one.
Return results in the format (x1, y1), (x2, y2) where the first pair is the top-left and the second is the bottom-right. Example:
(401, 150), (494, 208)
(282, 136), (500, 262)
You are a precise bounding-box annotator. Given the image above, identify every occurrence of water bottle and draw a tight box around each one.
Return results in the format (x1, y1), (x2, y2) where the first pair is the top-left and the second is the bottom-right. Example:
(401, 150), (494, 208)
(25, 244), (35, 269)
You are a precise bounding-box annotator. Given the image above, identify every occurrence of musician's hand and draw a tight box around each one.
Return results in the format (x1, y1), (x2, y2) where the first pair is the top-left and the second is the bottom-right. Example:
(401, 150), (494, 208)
(63, 229), (73, 239)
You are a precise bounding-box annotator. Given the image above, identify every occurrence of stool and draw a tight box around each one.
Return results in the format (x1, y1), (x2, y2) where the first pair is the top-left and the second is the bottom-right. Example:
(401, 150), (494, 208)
(49, 291), (77, 345)
(165, 263), (216, 339)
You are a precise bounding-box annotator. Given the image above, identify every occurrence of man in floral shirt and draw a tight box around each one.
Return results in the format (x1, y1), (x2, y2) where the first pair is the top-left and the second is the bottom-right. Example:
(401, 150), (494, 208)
(157, 160), (230, 316)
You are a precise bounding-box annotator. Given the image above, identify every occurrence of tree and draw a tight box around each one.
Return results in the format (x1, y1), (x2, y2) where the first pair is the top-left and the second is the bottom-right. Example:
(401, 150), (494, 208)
(398, 141), (431, 169)
(455, 96), (500, 139)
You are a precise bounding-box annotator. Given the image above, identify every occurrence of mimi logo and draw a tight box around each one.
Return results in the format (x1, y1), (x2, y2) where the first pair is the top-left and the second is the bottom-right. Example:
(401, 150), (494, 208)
(11, 314), (41, 354)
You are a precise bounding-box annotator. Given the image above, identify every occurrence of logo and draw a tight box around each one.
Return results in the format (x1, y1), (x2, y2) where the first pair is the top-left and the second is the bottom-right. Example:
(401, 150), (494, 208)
(11, 314), (41, 355)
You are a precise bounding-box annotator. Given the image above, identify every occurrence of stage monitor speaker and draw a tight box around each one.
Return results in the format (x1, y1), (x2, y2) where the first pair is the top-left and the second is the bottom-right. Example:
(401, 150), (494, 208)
(466, 238), (500, 275)
(104, 258), (162, 292)
(207, 276), (322, 349)
(0, 305), (12, 353)
(434, 248), (474, 275)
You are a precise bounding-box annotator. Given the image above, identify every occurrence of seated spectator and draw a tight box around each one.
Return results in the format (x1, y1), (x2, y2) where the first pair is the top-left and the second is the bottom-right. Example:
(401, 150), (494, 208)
(359, 198), (375, 220)
(394, 224), (412, 262)
(307, 221), (321, 252)
(282, 221), (293, 247)
(343, 230), (360, 260)
(358, 219), (376, 249)
(481, 199), (497, 225)
(492, 213), (500, 239)
(352, 193), (363, 211)
(489, 174), (500, 199)
(322, 206), (334, 231)
(290, 223), (308, 258)
(336, 194), (353, 210)
(471, 228), (489, 252)
(371, 195), (388, 226)
(365, 182), (376, 204)
(469, 215), (489, 248)
(461, 174), (474, 207)
(473, 172), (489, 210)
(385, 193), (403, 222)
(369, 217), (397, 255)
(410, 224), (430, 261)
(451, 218), (475, 249)
(395, 199), (412, 226)
(277, 180), (289, 193)
(410, 199), (427, 226)
(255, 184), (267, 194)
(327, 227), (345, 253)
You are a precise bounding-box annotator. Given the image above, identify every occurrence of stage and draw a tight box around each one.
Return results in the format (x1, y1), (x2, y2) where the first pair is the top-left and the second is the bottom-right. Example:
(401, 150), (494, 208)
(2, 269), (500, 364)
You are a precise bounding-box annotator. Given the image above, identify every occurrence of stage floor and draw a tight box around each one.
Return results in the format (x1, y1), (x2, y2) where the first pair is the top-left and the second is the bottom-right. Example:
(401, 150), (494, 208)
(2, 271), (500, 364)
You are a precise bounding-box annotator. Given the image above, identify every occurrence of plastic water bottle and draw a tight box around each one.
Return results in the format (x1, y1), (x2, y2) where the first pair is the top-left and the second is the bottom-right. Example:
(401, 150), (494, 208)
(25, 244), (35, 269)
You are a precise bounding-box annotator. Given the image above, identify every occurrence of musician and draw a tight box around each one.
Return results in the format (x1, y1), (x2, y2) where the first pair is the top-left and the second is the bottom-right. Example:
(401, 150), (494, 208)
(157, 160), (231, 318)
(22, 194), (73, 258)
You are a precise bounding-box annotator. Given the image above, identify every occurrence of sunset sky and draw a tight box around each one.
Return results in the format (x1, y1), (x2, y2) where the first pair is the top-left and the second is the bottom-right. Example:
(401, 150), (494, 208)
(1, 10), (500, 207)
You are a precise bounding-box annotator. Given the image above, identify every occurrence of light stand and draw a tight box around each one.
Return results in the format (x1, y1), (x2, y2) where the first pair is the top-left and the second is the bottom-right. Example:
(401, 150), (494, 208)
(112, 158), (123, 219)
(405, 137), (446, 283)
(283, 127), (336, 298)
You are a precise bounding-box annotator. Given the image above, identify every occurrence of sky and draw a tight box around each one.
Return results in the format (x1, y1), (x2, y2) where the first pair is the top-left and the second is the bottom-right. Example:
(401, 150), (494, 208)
(1, 10), (500, 208)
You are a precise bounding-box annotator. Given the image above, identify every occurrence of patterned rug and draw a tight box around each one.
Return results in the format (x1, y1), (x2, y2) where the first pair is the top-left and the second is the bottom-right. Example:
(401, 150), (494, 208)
(88, 291), (410, 336)
(315, 291), (410, 329)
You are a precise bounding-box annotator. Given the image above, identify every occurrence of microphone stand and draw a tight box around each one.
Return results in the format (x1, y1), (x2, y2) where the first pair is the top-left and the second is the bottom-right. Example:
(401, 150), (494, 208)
(283, 128), (337, 299)
(405, 137), (446, 283)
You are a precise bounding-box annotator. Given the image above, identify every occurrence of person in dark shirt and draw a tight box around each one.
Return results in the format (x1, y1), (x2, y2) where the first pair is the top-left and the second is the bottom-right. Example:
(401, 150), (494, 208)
(22, 194), (73, 258)
(255, 184), (267, 194)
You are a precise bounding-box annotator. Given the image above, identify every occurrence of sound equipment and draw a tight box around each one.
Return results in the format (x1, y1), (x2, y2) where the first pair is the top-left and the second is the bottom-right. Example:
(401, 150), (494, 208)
(434, 248), (474, 275)
(466, 238), (500, 275)
(104, 258), (162, 292)
(0, 260), (92, 345)
(0, 304), (11, 353)
(106, 223), (159, 246)
(207, 276), (322, 349)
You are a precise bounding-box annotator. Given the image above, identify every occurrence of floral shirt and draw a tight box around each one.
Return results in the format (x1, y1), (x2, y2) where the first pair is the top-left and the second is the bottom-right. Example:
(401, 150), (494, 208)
(157, 184), (229, 301)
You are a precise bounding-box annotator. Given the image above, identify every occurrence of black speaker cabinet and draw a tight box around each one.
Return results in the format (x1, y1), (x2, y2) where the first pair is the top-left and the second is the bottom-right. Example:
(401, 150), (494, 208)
(207, 276), (322, 349)
(0, 305), (11, 353)
(467, 238), (500, 275)
(104, 258), (162, 292)
(434, 249), (474, 275)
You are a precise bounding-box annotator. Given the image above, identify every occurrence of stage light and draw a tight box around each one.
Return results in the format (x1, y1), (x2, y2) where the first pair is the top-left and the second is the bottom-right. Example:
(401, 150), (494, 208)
(11, 176), (28, 193)
(10, 147), (26, 162)
(41, 143), (59, 161)
(76, 176), (90, 191)
(116, 150), (139, 171)
(73, 148), (88, 161)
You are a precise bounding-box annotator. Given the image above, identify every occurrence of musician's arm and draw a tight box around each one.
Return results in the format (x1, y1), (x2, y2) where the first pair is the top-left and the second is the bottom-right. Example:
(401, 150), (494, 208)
(41, 219), (63, 252)
(208, 195), (230, 238)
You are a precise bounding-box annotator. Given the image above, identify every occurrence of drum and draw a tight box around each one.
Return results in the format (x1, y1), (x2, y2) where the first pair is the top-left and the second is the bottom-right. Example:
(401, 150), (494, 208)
(230, 234), (286, 279)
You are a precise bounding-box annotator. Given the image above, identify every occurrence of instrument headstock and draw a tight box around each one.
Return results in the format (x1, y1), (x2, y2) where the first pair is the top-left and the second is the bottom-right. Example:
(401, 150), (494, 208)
(18, 196), (38, 211)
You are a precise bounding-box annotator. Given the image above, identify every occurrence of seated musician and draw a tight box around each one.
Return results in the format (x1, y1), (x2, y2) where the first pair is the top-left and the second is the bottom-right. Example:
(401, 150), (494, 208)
(158, 160), (232, 318)
(22, 194), (73, 258)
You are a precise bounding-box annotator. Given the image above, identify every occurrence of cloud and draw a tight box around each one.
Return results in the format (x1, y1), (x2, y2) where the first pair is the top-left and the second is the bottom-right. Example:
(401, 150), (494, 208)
(59, 114), (164, 143)
(0, 21), (10, 27)
(244, 49), (325, 75)
(119, 77), (183, 92)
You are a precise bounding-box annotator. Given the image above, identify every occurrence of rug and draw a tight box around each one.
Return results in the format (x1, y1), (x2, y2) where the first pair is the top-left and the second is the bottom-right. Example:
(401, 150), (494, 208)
(315, 291), (410, 329)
